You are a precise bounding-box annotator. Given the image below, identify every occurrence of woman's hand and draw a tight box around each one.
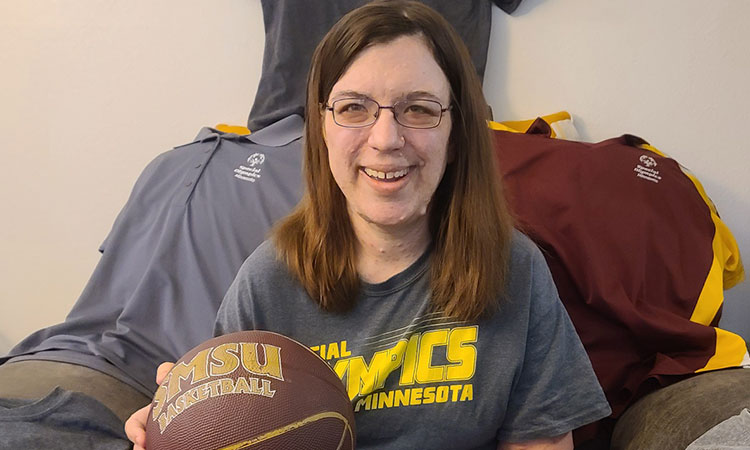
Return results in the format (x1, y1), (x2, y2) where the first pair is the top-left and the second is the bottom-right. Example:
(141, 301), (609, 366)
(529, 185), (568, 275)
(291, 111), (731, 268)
(125, 362), (175, 450)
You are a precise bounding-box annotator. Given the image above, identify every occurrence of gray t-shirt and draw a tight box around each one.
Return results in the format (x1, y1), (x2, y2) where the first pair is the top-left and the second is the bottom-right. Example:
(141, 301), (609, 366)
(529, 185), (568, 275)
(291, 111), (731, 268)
(0, 388), (129, 450)
(215, 232), (611, 448)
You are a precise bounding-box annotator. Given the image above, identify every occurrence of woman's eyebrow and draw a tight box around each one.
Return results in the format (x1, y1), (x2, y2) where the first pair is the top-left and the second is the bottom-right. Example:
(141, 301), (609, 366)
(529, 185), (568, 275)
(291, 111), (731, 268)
(404, 90), (442, 101)
(329, 90), (445, 102)
(329, 90), (369, 100)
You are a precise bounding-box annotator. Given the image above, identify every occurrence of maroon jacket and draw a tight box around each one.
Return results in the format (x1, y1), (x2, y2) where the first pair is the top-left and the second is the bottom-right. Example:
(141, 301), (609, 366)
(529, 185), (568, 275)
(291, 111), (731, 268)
(492, 123), (745, 440)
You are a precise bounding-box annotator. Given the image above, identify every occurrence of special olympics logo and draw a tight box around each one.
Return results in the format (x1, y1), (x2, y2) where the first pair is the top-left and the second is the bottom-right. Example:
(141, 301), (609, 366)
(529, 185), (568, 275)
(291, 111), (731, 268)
(247, 153), (266, 166)
(639, 155), (657, 168)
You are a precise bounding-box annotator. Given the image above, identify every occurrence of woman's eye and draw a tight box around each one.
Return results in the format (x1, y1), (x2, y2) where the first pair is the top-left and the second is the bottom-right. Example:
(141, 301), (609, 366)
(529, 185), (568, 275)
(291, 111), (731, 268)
(404, 102), (438, 116)
(337, 102), (367, 114)
(406, 105), (428, 114)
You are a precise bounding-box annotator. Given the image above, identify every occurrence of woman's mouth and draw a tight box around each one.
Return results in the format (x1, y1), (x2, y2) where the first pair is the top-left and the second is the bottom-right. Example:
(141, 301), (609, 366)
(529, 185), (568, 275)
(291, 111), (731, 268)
(362, 167), (410, 181)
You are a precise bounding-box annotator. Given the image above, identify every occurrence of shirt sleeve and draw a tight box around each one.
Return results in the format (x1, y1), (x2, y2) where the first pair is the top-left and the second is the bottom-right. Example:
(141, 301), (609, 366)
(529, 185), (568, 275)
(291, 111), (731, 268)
(497, 249), (611, 443)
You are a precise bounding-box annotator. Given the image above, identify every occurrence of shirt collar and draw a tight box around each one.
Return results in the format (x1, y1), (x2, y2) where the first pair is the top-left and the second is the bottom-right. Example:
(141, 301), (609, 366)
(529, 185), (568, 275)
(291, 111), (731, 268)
(192, 114), (304, 148)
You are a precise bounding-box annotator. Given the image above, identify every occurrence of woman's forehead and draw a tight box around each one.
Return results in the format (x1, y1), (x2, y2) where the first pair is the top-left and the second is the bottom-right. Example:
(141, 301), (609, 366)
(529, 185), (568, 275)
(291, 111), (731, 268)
(328, 89), (444, 103)
(328, 35), (450, 102)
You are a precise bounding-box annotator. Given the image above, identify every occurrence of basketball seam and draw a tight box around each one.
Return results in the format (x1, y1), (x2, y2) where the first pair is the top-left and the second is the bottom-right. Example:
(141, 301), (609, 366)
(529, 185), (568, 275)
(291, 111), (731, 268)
(214, 411), (353, 450)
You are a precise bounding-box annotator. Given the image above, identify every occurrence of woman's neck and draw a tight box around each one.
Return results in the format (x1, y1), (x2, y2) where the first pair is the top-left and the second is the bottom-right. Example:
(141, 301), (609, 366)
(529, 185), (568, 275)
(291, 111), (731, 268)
(351, 216), (431, 284)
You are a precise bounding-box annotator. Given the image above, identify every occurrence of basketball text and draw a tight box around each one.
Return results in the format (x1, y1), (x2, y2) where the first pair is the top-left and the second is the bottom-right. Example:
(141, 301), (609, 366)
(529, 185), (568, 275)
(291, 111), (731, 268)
(151, 342), (283, 431)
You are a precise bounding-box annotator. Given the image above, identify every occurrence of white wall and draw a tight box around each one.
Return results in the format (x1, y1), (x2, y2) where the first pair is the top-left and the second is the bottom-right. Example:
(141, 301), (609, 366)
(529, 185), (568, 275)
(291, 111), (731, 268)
(0, 0), (265, 353)
(0, 0), (747, 354)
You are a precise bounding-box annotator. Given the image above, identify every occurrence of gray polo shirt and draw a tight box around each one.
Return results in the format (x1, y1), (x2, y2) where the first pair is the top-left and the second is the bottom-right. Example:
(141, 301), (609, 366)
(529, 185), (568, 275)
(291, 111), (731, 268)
(1, 115), (304, 396)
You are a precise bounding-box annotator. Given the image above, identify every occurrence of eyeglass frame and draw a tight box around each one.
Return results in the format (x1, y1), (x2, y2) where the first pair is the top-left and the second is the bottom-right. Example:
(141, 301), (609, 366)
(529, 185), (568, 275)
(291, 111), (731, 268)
(322, 97), (452, 129)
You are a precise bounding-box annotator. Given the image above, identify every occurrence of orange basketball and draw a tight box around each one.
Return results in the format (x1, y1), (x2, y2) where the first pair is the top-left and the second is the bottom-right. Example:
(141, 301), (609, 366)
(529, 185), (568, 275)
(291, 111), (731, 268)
(145, 330), (356, 450)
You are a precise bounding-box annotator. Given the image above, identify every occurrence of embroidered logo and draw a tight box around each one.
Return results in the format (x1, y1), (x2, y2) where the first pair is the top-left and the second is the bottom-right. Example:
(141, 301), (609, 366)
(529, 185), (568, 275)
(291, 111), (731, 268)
(639, 155), (657, 168)
(634, 154), (661, 183)
(234, 153), (265, 182)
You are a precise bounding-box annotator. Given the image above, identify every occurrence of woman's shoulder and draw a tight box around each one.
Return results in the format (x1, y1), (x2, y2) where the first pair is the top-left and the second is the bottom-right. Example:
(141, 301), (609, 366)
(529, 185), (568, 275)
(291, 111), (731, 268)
(509, 229), (545, 266)
(226, 239), (311, 311)
(236, 239), (290, 280)
(504, 229), (557, 301)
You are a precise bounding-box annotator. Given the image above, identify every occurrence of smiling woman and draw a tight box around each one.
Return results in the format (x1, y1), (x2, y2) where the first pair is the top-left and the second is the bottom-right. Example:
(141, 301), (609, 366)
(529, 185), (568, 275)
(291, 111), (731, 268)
(323, 35), (454, 275)
(228, 1), (610, 447)
(277, 0), (516, 319)
(125, 1), (611, 449)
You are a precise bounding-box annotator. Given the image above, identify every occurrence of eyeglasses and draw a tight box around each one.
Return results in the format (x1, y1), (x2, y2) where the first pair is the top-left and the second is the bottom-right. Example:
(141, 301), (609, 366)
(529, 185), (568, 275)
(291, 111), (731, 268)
(324, 97), (451, 129)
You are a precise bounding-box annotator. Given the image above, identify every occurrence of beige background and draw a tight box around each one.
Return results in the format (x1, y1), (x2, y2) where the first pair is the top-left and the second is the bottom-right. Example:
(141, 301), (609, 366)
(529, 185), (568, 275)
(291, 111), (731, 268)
(1, 0), (748, 353)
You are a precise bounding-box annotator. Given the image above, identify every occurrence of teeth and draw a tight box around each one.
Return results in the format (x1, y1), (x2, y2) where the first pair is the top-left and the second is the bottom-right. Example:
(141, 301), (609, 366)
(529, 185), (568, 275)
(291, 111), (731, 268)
(364, 167), (409, 180)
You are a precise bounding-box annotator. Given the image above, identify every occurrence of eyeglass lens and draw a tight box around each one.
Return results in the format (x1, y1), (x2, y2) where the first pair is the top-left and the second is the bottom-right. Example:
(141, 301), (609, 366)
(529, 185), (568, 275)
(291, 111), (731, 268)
(331, 98), (444, 128)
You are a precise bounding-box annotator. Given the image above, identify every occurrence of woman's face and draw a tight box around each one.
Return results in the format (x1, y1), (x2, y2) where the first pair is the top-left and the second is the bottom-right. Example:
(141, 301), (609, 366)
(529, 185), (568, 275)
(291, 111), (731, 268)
(323, 34), (453, 234)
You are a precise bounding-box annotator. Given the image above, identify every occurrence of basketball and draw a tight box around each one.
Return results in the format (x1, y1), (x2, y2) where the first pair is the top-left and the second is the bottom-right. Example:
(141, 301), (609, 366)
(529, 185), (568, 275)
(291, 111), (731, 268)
(145, 330), (356, 450)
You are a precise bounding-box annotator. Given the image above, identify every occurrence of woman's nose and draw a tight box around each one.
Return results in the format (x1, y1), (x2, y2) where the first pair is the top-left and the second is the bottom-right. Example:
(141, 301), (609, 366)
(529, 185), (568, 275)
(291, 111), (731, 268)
(367, 109), (405, 152)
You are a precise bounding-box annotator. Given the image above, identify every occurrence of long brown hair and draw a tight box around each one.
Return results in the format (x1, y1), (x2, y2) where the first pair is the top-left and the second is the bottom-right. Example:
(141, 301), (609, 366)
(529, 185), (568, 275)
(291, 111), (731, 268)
(272, 0), (514, 321)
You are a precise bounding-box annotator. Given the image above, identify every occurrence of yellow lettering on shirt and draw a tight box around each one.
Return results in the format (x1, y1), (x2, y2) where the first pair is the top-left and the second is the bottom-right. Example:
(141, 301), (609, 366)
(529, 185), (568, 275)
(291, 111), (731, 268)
(416, 329), (448, 383)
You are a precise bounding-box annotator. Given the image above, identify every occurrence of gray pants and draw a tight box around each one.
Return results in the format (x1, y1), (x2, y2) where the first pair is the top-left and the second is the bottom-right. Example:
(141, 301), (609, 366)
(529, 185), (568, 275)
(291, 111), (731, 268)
(0, 360), (152, 449)
(0, 360), (151, 421)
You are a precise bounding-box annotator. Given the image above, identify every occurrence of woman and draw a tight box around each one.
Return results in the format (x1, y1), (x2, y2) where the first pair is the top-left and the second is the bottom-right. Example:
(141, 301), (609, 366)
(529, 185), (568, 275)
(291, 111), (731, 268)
(127, 1), (610, 448)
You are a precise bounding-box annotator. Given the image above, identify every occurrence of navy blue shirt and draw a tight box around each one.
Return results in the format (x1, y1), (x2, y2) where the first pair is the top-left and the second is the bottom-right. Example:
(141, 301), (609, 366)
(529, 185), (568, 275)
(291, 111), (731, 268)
(2, 115), (304, 396)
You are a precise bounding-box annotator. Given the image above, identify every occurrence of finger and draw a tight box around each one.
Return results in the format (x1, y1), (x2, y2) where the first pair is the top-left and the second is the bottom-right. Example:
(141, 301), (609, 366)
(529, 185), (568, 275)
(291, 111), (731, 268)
(124, 403), (151, 449)
(156, 362), (175, 384)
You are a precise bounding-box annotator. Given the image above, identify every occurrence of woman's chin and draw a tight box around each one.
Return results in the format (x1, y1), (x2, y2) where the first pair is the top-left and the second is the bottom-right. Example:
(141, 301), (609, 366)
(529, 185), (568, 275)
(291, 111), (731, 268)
(354, 208), (429, 231)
